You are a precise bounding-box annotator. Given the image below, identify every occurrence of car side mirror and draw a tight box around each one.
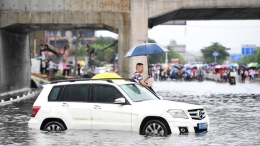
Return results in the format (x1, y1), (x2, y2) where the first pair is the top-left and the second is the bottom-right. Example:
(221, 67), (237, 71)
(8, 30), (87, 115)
(114, 98), (126, 104)
(158, 96), (163, 100)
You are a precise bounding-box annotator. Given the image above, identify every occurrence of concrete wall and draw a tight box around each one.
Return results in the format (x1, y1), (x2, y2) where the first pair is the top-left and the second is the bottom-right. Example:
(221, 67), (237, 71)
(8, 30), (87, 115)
(129, 0), (149, 77)
(148, 0), (260, 18)
(0, 30), (30, 95)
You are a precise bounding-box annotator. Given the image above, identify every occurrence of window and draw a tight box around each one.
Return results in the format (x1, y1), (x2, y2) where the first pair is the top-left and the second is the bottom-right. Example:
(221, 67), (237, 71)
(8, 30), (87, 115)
(120, 84), (159, 102)
(92, 85), (122, 103)
(70, 85), (90, 102)
(61, 31), (66, 36)
(48, 86), (64, 101)
(81, 40), (86, 45)
(59, 85), (90, 102)
(59, 86), (71, 101)
(49, 41), (55, 46)
(72, 31), (77, 37)
(86, 30), (94, 37)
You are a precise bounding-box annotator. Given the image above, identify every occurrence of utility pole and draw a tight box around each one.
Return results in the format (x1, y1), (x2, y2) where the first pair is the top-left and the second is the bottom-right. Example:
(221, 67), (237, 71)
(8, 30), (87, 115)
(74, 30), (79, 77)
(165, 51), (168, 64)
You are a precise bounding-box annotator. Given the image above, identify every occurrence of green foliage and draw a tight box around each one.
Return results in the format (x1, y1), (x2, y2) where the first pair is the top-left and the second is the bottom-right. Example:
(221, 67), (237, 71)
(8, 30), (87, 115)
(238, 47), (260, 64)
(70, 46), (87, 60)
(90, 36), (118, 64)
(201, 42), (230, 64)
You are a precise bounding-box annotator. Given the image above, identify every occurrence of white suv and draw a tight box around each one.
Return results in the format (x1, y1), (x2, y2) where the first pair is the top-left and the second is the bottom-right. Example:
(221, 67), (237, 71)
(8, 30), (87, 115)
(28, 79), (209, 136)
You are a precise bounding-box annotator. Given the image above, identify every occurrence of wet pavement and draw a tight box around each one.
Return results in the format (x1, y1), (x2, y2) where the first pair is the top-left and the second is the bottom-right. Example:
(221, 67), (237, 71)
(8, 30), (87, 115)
(0, 81), (260, 146)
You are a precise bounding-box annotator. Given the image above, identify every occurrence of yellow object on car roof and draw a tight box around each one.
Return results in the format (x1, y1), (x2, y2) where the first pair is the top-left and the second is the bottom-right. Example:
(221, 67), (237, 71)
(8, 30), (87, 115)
(92, 72), (122, 79)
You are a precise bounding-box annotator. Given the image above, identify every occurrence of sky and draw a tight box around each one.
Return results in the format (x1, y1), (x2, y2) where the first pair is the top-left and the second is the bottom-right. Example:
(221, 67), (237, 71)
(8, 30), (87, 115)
(95, 20), (260, 55)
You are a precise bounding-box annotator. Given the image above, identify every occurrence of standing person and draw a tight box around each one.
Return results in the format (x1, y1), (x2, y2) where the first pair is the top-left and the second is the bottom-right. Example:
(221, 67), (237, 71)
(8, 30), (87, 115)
(45, 60), (49, 75)
(132, 63), (156, 94)
(255, 68), (259, 81)
(41, 60), (46, 74)
(48, 59), (54, 76)
(249, 69), (255, 82)
(237, 67), (241, 82)
(62, 61), (67, 76)
(77, 64), (81, 78)
(241, 67), (246, 83)
(219, 69), (224, 82)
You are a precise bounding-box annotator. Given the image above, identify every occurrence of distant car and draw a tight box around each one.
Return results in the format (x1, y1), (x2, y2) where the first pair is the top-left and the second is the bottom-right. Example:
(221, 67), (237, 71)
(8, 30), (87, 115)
(28, 79), (210, 136)
(94, 67), (109, 74)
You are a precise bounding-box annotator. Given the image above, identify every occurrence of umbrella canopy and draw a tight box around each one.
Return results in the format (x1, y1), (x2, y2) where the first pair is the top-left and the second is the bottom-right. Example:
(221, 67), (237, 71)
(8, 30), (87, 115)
(77, 60), (85, 66)
(248, 62), (258, 68)
(92, 72), (122, 79)
(202, 64), (208, 68)
(257, 64), (260, 69)
(184, 64), (190, 68)
(215, 65), (222, 69)
(148, 64), (155, 67)
(191, 65), (197, 69)
(124, 43), (169, 57)
(228, 63), (235, 68)
(222, 64), (229, 69)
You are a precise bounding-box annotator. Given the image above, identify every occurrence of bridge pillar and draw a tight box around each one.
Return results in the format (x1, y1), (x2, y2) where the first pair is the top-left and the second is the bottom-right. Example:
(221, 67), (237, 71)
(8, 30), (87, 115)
(129, 0), (149, 77)
(0, 30), (30, 95)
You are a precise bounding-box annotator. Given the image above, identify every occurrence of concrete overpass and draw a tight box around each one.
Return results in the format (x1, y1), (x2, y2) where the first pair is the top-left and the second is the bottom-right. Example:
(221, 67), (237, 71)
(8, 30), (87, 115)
(1, 0), (260, 95)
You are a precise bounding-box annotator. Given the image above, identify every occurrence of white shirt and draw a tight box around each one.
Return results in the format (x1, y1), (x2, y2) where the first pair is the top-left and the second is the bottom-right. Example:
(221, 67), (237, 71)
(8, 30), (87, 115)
(49, 61), (54, 69)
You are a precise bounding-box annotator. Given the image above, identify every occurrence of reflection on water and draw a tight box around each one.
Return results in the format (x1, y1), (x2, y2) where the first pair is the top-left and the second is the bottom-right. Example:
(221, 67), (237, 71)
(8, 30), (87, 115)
(0, 81), (260, 145)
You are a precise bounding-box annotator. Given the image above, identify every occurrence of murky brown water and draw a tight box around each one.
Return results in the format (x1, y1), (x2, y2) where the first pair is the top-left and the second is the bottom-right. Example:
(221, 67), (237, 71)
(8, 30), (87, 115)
(1, 81), (260, 146)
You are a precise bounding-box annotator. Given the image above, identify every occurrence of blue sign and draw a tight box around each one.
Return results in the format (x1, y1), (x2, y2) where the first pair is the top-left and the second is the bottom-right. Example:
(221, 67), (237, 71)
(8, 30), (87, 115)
(242, 45), (256, 55)
(230, 54), (242, 60)
(212, 51), (219, 56)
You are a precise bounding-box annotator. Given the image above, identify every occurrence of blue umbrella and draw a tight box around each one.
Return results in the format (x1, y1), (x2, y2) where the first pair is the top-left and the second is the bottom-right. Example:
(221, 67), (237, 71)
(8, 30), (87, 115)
(124, 43), (169, 57)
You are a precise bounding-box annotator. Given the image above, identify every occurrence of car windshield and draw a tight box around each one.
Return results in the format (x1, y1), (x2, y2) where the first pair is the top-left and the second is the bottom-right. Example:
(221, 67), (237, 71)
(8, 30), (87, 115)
(119, 84), (159, 102)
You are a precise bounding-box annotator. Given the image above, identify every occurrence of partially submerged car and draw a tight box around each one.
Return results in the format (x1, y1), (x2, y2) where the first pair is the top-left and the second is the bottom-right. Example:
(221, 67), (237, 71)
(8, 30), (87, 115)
(28, 78), (209, 136)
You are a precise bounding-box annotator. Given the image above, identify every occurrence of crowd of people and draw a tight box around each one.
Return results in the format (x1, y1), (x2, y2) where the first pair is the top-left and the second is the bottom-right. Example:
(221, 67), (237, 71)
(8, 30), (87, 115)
(40, 59), (75, 77)
(148, 63), (260, 83)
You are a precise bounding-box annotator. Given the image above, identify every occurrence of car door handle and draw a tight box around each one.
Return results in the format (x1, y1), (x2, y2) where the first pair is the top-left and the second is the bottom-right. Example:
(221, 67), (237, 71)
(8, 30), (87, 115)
(62, 103), (69, 107)
(93, 105), (101, 109)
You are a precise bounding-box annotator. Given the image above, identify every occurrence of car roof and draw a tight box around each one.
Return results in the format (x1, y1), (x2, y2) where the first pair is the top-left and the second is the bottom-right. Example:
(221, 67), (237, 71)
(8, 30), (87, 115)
(48, 78), (135, 86)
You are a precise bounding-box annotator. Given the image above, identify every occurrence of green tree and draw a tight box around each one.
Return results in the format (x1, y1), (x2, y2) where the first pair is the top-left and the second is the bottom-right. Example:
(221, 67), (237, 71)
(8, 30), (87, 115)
(201, 42), (229, 64)
(70, 46), (87, 60)
(90, 36), (118, 65)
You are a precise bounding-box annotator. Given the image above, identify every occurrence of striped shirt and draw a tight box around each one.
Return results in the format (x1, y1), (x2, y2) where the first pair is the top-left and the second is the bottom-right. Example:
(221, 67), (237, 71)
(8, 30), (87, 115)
(132, 72), (143, 83)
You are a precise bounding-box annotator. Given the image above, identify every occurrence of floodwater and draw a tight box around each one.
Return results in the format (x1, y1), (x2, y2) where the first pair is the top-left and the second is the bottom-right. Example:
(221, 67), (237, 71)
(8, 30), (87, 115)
(0, 80), (260, 146)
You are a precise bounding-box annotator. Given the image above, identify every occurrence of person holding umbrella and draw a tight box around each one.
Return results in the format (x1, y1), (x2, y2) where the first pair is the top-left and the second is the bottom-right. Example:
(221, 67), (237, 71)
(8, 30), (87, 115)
(132, 63), (156, 94)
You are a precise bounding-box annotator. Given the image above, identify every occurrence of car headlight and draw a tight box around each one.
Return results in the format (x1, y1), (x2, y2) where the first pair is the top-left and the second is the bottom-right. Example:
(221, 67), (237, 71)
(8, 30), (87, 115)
(168, 110), (189, 119)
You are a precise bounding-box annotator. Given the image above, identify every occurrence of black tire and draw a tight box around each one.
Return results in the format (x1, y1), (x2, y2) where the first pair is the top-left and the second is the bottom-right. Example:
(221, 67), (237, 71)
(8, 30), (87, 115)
(43, 121), (66, 131)
(142, 120), (168, 136)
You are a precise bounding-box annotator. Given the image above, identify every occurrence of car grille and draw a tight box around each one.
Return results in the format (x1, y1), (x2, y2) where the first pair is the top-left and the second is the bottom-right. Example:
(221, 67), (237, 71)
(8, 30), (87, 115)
(188, 108), (206, 120)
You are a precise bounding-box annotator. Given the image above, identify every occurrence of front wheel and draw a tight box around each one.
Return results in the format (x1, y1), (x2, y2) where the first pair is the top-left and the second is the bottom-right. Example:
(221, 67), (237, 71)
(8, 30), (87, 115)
(43, 121), (65, 131)
(142, 120), (168, 136)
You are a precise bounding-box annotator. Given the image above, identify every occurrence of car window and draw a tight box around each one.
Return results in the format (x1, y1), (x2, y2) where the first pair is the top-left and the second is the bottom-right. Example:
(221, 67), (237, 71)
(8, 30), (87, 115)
(48, 86), (63, 101)
(70, 85), (90, 102)
(119, 84), (159, 102)
(92, 85), (122, 103)
(59, 86), (71, 101)
(59, 84), (90, 102)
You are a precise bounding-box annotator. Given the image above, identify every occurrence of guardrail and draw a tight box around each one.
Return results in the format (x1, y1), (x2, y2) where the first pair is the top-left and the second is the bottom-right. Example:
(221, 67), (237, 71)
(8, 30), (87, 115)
(0, 90), (41, 107)
(204, 73), (221, 82)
